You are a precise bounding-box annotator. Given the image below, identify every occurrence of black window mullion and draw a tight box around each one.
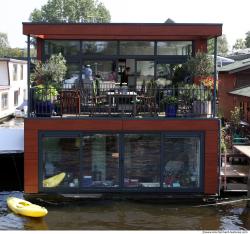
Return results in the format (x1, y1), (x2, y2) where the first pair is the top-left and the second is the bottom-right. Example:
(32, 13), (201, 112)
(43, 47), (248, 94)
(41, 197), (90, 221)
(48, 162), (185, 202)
(119, 133), (124, 189)
(160, 132), (164, 191)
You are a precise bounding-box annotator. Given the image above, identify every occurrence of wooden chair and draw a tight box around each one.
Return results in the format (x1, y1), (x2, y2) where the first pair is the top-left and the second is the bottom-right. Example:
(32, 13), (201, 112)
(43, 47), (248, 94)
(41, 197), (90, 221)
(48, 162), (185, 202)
(137, 80), (158, 116)
(58, 90), (80, 116)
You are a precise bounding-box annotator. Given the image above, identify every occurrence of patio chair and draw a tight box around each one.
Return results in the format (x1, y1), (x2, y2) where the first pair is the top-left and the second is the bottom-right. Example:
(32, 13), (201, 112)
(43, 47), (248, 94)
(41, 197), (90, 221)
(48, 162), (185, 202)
(136, 80), (158, 116)
(58, 89), (80, 116)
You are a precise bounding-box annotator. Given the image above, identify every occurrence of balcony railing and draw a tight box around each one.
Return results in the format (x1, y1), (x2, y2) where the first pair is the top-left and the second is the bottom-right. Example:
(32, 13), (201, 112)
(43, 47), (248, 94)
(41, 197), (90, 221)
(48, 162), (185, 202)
(28, 81), (214, 118)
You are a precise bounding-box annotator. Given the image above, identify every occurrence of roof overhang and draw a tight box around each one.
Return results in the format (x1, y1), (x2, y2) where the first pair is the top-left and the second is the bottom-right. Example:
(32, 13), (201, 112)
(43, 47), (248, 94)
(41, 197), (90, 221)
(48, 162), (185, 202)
(234, 145), (250, 158)
(22, 23), (222, 41)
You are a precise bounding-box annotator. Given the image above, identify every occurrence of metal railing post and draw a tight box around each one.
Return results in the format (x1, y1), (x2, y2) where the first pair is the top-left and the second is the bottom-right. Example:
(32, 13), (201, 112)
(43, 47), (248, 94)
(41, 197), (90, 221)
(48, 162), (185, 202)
(27, 35), (31, 118)
(213, 37), (218, 118)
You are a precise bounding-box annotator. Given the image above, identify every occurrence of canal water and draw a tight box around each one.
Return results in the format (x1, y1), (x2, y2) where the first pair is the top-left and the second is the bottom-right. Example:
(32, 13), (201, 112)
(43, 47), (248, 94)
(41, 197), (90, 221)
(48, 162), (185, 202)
(0, 191), (250, 230)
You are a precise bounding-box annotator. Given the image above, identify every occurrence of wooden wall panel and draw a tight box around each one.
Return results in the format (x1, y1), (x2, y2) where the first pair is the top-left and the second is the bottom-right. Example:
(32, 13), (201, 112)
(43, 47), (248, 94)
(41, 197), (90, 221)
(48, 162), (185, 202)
(23, 23), (222, 40)
(24, 118), (220, 195)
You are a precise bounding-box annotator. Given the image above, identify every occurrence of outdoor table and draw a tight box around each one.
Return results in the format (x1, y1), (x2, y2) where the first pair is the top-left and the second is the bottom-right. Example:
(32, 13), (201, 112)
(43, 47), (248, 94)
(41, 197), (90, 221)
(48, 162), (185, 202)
(107, 91), (137, 116)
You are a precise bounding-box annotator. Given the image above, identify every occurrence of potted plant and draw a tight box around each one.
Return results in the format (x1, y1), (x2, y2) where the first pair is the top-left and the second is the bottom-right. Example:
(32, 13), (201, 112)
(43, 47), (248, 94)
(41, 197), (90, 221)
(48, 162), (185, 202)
(32, 53), (67, 117)
(192, 84), (212, 117)
(161, 96), (178, 117)
(184, 51), (213, 85)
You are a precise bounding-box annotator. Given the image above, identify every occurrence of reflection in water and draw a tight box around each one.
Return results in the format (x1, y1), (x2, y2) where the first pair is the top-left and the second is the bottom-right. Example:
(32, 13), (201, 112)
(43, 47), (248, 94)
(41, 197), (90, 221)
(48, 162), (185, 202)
(0, 191), (249, 230)
(24, 217), (48, 230)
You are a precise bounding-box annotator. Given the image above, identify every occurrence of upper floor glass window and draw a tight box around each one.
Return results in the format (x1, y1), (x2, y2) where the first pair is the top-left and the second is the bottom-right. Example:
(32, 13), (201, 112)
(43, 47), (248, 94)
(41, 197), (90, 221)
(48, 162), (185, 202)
(120, 41), (154, 55)
(157, 41), (192, 55)
(45, 40), (80, 57)
(82, 41), (117, 55)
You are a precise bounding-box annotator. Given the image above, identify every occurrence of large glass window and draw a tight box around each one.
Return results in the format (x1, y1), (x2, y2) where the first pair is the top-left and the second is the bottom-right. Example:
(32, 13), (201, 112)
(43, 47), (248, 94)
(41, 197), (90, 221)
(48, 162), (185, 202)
(124, 134), (161, 188)
(42, 137), (80, 190)
(45, 40), (80, 57)
(40, 132), (203, 192)
(157, 41), (192, 55)
(136, 60), (154, 86)
(163, 136), (201, 189)
(83, 60), (116, 82)
(82, 134), (119, 188)
(82, 41), (117, 55)
(156, 63), (185, 87)
(120, 41), (154, 55)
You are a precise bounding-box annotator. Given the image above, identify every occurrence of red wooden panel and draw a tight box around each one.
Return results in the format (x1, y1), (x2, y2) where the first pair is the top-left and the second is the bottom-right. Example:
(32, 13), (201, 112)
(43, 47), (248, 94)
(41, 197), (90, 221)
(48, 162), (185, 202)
(205, 131), (219, 154)
(25, 152), (38, 160)
(123, 119), (219, 131)
(24, 160), (38, 186)
(23, 23), (222, 39)
(24, 185), (38, 194)
(25, 119), (123, 131)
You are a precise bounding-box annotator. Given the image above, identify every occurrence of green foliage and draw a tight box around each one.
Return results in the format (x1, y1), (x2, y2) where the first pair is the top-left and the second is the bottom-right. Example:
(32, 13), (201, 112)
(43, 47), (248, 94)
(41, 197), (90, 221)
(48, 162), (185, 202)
(207, 34), (229, 56)
(233, 38), (246, 50)
(33, 53), (67, 88)
(161, 96), (178, 105)
(29, 0), (111, 23)
(185, 52), (213, 78)
(0, 32), (36, 58)
(220, 127), (228, 154)
(34, 84), (58, 101)
(230, 106), (241, 132)
(245, 31), (250, 48)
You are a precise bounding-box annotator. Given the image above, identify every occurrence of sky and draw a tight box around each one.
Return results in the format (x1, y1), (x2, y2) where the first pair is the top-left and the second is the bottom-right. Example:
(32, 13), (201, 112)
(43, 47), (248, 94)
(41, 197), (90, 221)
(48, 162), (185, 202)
(0, 0), (249, 50)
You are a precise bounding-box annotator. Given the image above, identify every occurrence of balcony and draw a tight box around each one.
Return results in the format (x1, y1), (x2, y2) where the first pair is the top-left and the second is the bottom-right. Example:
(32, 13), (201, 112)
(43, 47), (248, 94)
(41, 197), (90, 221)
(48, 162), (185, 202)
(28, 81), (215, 119)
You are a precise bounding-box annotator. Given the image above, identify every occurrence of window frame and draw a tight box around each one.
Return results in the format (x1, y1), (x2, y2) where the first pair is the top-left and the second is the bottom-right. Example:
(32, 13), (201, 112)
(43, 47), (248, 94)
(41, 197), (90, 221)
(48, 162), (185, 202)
(38, 130), (204, 194)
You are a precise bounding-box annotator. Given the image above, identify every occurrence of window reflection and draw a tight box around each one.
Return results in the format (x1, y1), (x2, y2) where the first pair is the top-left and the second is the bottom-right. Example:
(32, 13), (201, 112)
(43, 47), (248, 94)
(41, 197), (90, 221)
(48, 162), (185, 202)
(82, 134), (119, 188)
(45, 40), (80, 57)
(163, 137), (200, 188)
(124, 134), (161, 188)
(157, 41), (192, 55)
(42, 137), (80, 189)
(120, 41), (154, 55)
(82, 41), (117, 55)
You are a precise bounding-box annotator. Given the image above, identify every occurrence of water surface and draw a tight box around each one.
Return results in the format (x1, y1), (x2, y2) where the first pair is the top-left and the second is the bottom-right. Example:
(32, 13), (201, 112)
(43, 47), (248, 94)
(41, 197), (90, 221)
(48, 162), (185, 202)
(0, 191), (249, 230)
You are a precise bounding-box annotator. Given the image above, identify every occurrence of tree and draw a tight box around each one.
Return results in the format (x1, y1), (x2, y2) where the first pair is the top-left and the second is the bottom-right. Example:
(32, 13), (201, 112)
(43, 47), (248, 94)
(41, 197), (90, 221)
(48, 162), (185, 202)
(0, 32), (10, 57)
(233, 38), (246, 50)
(207, 34), (228, 55)
(29, 0), (111, 23)
(245, 31), (250, 48)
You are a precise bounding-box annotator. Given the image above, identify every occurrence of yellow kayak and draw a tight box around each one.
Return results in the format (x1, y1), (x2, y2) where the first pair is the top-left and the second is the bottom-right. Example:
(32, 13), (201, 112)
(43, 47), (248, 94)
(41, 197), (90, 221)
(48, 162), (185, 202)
(43, 172), (66, 188)
(7, 197), (48, 218)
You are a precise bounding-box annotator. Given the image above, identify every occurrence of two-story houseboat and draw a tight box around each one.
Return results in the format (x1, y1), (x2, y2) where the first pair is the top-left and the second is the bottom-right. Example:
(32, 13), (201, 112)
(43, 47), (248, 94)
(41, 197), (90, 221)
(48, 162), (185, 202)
(23, 23), (222, 199)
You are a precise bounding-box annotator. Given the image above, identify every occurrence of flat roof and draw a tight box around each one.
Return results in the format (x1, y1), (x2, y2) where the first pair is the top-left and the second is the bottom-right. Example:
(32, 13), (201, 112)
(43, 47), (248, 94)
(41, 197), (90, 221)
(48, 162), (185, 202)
(22, 22), (222, 40)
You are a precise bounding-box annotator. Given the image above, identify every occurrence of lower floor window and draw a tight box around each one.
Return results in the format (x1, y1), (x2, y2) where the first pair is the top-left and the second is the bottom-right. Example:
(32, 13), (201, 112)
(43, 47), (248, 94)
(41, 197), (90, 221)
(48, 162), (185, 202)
(40, 132), (203, 192)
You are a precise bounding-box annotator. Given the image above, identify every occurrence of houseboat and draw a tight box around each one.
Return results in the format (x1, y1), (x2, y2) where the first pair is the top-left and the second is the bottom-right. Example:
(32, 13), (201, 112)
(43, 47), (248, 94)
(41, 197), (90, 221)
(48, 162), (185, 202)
(0, 59), (27, 120)
(23, 22), (222, 199)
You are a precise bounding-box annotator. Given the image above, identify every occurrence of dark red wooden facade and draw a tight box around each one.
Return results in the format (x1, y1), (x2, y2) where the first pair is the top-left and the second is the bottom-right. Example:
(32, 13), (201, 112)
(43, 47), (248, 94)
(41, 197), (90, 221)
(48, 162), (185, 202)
(25, 119), (220, 195)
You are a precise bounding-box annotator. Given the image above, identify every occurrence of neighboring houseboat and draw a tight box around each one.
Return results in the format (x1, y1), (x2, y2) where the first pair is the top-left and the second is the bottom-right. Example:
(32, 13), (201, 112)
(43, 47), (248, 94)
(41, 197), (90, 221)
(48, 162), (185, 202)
(23, 23), (222, 198)
(218, 58), (250, 121)
(0, 58), (27, 120)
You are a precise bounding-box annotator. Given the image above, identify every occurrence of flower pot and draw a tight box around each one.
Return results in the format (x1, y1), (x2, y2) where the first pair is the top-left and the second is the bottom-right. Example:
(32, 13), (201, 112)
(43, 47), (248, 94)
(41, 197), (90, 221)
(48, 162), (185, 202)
(192, 100), (211, 117)
(35, 101), (54, 117)
(165, 104), (177, 117)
